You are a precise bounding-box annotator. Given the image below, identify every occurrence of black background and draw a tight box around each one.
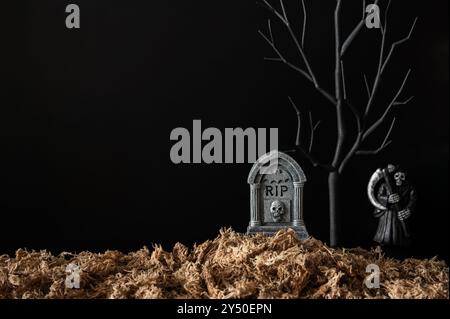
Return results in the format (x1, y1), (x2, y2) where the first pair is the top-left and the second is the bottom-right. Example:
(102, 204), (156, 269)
(1, 1), (448, 260)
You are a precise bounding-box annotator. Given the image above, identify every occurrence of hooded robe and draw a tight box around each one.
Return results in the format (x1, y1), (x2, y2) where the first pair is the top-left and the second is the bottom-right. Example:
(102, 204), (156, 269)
(373, 182), (417, 246)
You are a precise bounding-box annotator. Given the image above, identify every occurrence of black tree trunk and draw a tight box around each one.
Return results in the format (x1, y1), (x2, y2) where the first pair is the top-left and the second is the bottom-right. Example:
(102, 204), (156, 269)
(328, 171), (340, 247)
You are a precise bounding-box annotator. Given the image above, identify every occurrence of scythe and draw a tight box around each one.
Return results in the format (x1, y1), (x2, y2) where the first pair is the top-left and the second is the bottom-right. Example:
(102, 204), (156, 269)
(367, 169), (386, 211)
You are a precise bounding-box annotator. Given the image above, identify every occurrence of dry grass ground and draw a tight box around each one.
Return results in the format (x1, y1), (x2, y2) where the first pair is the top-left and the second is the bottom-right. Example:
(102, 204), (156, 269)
(0, 229), (448, 299)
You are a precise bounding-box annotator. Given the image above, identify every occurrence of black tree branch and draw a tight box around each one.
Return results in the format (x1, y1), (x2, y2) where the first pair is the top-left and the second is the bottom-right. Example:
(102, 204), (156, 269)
(288, 97), (336, 172)
(258, 0), (337, 106)
(341, 0), (380, 57)
(357, 117), (396, 155)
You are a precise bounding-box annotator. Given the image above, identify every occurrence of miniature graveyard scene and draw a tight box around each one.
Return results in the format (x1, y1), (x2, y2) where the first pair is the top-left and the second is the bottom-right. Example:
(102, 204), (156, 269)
(247, 151), (309, 239)
(368, 164), (417, 247)
(0, 0), (448, 302)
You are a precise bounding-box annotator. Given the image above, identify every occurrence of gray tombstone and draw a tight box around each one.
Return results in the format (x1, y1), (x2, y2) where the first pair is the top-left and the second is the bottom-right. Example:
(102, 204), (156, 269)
(247, 151), (309, 239)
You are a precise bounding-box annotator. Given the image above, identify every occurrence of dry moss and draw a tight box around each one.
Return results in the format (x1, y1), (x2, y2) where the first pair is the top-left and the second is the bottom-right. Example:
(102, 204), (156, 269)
(0, 229), (448, 299)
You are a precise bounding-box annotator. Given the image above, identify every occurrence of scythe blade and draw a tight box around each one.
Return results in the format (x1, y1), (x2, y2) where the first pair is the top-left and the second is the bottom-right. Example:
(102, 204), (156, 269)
(367, 169), (387, 211)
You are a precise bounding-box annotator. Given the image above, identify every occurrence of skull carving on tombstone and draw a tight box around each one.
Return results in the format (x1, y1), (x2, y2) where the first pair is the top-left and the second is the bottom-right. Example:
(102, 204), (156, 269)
(270, 200), (284, 222)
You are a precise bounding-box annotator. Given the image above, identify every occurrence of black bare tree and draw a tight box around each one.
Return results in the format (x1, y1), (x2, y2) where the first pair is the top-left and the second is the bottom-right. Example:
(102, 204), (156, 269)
(258, 0), (417, 246)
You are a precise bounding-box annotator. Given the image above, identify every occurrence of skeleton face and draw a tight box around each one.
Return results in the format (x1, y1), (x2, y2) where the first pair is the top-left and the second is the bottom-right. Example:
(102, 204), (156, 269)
(270, 200), (285, 222)
(394, 171), (406, 186)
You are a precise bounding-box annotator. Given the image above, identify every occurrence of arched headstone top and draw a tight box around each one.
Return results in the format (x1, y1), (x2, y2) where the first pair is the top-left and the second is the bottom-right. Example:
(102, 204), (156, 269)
(247, 151), (307, 185)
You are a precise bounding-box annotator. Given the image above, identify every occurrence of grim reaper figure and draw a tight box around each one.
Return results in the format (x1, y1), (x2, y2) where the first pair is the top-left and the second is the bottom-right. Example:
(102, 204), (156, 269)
(368, 164), (417, 247)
